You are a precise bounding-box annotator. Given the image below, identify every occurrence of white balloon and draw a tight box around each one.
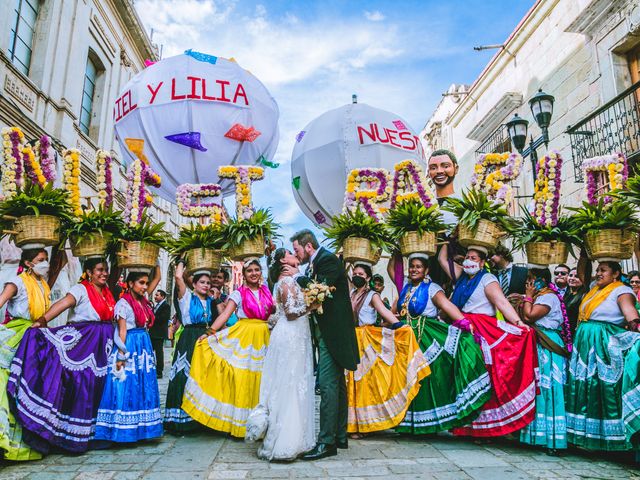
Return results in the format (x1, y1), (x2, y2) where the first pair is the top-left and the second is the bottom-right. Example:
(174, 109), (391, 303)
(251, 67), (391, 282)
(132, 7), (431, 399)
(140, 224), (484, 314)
(114, 51), (279, 202)
(291, 102), (426, 225)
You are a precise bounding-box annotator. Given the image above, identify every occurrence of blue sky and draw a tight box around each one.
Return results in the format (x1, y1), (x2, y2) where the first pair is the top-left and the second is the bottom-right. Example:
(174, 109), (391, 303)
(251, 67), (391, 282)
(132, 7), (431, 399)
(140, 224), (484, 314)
(135, 0), (534, 244)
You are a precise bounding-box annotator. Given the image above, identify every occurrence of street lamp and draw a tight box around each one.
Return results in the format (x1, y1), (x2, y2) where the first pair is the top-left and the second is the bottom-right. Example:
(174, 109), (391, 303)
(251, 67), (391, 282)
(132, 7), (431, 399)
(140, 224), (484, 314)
(506, 88), (555, 187)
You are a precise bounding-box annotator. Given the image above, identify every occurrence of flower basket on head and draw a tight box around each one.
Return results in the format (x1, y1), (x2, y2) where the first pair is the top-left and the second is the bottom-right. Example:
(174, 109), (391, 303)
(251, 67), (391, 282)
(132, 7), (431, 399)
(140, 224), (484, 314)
(10, 215), (61, 248)
(324, 208), (390, 266)
(387, 199), (443, 257)
(569, 199), (639, 261)
(525, 241), (569, 266)
(185, 248), (223, 276)
(222, 209), (279, 262)
(457, 219), (506, 250)
(342, 237), (381, 265)
(118, 216), (167, 271)
(0, 183), (72, 248)
(585, 229), (636, 261)
(443, 189), (516, 251)
(71, 233), (112, 259)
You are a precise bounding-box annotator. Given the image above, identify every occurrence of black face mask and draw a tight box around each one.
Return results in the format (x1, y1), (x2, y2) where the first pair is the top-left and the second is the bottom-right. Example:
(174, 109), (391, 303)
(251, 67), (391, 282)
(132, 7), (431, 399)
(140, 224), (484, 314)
(352, 276), (367, 288)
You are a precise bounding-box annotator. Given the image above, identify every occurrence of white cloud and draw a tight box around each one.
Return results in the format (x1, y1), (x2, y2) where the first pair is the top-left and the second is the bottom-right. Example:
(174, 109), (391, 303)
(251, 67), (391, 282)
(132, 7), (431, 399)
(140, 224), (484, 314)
(364, 10), (385, 22)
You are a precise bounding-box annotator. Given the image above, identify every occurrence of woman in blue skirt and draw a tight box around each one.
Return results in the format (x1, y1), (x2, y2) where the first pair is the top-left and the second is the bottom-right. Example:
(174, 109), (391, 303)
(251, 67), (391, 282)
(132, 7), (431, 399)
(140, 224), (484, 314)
(95, 269), (163, 442)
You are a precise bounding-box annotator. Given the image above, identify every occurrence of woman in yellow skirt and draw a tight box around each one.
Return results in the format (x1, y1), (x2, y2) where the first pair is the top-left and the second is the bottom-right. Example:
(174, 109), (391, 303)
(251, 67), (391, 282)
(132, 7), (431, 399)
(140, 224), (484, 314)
(347, 263), (431, 438)
(182, 259), (274, 437)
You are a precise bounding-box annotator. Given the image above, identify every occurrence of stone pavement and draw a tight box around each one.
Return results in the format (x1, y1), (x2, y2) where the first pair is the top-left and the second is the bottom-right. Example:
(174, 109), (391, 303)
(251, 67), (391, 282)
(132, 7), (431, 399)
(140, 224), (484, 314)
(2, 347), (640, 480)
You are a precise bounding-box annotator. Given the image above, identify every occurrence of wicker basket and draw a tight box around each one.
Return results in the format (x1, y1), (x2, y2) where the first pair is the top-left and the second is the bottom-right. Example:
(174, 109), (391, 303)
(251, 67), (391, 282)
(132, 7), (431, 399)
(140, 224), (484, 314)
(9, 215), (61, 248)
(230, 235), (264, 261)
(71, 233), (111, 258)
(186, 248), (223, 275)
(399, 231), (436, 257)
(342, 237), (381, 265)
(117, 241), (160, 270)
(525, 241), (569, 266)
(458, 219), (505, 250)
(585, 229), (636, 261)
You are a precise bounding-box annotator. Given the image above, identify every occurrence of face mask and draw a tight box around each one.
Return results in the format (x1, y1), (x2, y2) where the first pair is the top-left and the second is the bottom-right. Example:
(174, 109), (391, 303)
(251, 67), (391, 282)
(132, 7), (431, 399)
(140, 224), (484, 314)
(462, 259), (480, 276)
(32, 260), (49, 277)
(352, 276), (367, 288)
(534, 278), (546, 290)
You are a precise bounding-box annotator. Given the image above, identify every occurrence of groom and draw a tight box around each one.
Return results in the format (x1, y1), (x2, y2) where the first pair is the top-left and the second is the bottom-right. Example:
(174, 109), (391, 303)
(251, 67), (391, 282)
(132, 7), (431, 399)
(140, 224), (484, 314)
(287, 229), (359, 460)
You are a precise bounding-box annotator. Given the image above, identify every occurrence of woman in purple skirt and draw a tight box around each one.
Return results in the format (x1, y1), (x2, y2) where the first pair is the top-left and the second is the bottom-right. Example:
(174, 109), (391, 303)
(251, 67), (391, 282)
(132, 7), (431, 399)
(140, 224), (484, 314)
(8, 258), (115, 454)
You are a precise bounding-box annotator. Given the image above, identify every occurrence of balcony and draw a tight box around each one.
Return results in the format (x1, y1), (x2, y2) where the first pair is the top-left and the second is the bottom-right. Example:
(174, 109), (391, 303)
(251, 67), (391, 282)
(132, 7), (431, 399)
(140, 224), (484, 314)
(475, 124), (512, 157)
(567, 80), (640, 182)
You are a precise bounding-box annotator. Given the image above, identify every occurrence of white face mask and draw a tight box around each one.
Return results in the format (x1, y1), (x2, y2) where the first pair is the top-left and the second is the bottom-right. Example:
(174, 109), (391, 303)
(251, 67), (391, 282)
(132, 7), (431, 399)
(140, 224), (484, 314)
(31, 260), (50, 278)
(462, 259), (480, 276)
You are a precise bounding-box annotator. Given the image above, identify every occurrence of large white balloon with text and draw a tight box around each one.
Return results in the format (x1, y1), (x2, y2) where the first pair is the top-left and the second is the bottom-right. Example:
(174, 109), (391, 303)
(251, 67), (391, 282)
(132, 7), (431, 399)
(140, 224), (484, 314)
(113, 51), (279, 202)
(290, 102), (425, 226)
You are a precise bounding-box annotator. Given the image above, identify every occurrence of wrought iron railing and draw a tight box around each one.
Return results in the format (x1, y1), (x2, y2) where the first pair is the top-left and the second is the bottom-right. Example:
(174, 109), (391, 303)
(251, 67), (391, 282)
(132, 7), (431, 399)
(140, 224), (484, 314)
(475, 124), (512, 157)
(567, 80), (640, 182)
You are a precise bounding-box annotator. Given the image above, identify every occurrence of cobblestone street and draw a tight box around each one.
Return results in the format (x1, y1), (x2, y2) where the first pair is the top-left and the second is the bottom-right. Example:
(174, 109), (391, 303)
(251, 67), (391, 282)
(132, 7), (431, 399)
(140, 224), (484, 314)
(2, 347), (640, 480)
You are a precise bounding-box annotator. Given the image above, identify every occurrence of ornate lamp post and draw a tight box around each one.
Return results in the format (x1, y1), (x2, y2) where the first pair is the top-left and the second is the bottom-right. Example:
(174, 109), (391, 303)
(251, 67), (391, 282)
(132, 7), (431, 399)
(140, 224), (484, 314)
(506, 88), (555, 187)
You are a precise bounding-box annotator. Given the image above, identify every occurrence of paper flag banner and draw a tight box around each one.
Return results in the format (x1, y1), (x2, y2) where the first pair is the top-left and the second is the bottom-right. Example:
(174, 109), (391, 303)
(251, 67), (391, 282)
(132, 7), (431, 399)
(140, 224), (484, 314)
(292, 176), (301, 190)
(392, 120), (407, 130)
(165, 132), (208, 151)
(184, 49), (218, 64)
(125, 138), (149, 164)
(313, 210), (327, 224)
(296, 131), (306, 142)
(225, 124), (262, 142)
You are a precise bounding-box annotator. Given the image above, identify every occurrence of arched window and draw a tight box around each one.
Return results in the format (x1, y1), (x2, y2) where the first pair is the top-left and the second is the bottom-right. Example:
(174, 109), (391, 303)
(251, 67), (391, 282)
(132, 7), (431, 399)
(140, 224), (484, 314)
(8, 0), (40, 76)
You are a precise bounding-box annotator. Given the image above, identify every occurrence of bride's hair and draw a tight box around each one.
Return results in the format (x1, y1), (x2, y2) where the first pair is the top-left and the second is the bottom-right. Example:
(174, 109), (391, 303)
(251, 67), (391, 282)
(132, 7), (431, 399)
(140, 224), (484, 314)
(268, 248), (287, 287)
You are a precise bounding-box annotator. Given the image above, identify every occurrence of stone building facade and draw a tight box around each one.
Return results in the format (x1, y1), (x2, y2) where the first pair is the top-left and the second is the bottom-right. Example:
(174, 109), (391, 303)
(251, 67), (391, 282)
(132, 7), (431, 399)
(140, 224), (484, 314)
(423, 0), (640, 211)
(0, 0), (186, 317)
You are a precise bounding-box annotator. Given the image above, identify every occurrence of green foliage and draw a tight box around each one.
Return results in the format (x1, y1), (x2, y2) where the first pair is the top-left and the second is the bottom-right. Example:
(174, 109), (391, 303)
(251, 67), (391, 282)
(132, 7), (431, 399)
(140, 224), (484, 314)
(512, 208), (582, 254)
(323, 208), (391, 251)
(222, 209), (280, 248)
(442, 188), (517, 233)
(63, 206), (125, 244)
(120, 215), (169, 247)
(170, 223), (225, 257)
(387, 199), (446, 239)
(568, 199), (640, 234)
(614, 174), (640, 207)
(0, 182), (73, 222)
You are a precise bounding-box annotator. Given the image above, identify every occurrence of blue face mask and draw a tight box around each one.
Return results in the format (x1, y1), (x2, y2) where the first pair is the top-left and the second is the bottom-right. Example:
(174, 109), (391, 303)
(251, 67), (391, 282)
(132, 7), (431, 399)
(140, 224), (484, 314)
(534, 278), (546, 290)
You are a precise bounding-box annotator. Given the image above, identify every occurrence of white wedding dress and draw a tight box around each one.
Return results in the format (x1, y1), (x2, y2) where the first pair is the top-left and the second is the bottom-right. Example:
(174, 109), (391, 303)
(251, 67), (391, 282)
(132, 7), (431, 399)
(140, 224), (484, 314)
(245, 276), (316, 461)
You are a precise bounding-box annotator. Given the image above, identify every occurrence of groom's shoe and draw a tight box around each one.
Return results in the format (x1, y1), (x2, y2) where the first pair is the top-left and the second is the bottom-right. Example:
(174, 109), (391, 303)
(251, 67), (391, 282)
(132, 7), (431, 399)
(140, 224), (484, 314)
(336, 439), (348, 449)
(301, 443), (337, 460)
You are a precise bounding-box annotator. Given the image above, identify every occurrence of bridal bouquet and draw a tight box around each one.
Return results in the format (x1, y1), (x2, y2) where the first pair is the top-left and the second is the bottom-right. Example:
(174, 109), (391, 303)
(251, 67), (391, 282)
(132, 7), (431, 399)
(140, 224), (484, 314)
(303, 282), (335, 315)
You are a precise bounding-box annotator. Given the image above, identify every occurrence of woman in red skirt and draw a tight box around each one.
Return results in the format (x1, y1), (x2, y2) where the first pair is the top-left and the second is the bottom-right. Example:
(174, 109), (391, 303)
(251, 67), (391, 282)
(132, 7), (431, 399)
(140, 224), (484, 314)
(440, 244), (538, 437)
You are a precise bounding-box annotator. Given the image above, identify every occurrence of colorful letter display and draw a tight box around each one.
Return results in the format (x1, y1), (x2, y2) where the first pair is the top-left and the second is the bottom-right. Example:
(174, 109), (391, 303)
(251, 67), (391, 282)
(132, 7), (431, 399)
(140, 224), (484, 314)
(95, 150), (113, 208)
(218, 165), (264, 219)
(583, 152), (628, 205)
(471, 152), (523, 205)
(390, 159), (437, 209)
(176, 183), (224, 223)
(343, 168), (391, 222)
(533, 152), (562, 227)
(123, 139), (161, 227)
(62, 149), (82, 217)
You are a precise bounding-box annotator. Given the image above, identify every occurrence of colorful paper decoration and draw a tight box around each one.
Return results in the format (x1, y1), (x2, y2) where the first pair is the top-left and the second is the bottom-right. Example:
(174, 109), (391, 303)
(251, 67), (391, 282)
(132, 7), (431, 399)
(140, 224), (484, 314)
(583, 152), (628, 205)
(392, 120), (407, 130)
(292, 176), (301, 190)
(314, 210), (327, 225)
(224, 124), (261, 142)
(259, 155), (279, 168)
(184, 49), (218, 64)
(533, 152), (563, 227)
(295, 131), (306, 142)
(471, 152), (523, 204)
(343, 168), (391, 222)
(390, 159), (437, 208)
(218, 165), (264, 219)
(165, 132), (208, 152)
(176, 183), (224, 223)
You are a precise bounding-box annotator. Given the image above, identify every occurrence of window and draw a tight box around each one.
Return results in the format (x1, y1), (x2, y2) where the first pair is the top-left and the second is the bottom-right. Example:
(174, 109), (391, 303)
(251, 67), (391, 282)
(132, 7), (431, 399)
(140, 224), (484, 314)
(7, 0), (40, 75)
(80, 57), (98, 135)
(628, 43), (640, 85)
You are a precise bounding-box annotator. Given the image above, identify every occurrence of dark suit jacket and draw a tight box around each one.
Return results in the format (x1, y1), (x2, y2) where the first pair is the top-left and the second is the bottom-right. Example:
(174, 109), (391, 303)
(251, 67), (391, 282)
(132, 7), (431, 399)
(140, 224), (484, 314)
(149, 301), (171, 339)
(507, 265), (528, 295)
(297, 247), (360, 371)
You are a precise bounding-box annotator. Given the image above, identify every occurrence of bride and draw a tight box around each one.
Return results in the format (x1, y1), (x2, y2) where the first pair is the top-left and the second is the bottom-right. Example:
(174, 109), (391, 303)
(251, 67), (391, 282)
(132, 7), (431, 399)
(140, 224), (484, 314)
(245, 248), (316, 461)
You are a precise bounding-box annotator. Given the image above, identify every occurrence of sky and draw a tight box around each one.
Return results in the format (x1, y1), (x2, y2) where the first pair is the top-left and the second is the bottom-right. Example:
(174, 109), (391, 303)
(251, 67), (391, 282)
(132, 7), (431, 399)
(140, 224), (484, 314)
(134, 0), (534, 244)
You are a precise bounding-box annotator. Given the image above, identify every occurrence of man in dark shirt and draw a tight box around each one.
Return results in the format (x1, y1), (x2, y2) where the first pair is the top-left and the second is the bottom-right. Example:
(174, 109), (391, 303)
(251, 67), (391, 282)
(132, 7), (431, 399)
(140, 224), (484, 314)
(150, 289), (171, 378)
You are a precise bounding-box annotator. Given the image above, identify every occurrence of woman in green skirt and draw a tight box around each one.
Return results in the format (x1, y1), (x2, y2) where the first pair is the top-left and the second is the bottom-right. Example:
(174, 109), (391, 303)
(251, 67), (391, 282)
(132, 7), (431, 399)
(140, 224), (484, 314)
(392, 254), (492, 434)
(164, 261), (215, 433)
(520, 267), (572, 454)
(0, 248), (50, 461)
(566, 260), (640, 451)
